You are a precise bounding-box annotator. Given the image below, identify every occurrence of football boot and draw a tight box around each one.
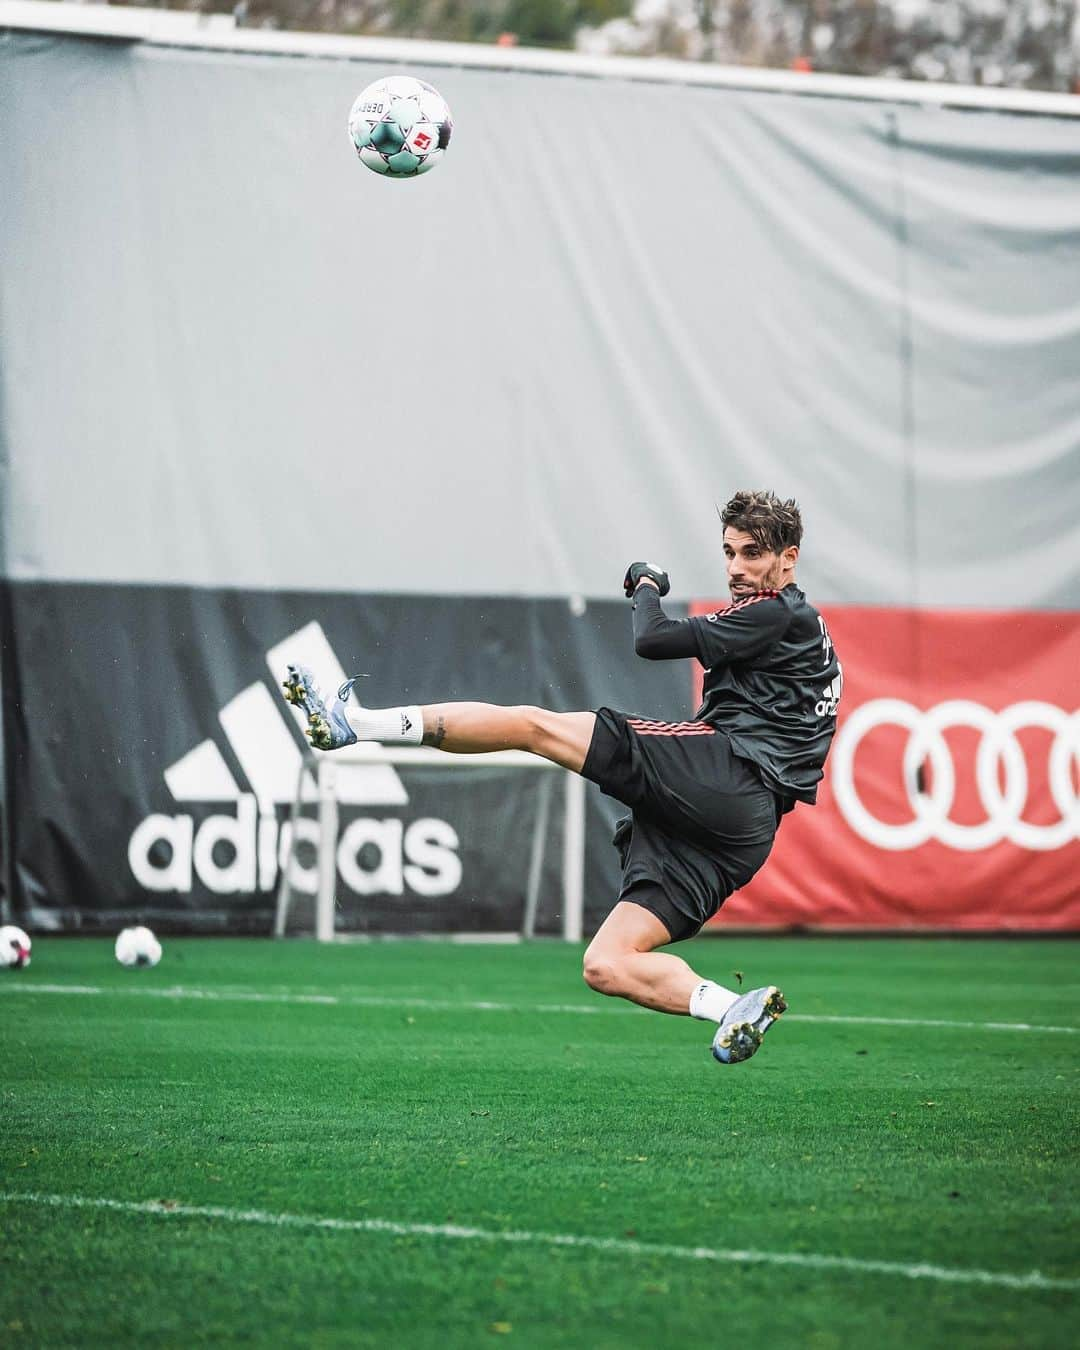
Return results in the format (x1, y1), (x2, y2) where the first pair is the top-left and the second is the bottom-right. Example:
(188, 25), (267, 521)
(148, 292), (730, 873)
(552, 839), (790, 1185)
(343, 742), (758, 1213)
(282, 664), (358, 751)
(711, 985), (787, 1064)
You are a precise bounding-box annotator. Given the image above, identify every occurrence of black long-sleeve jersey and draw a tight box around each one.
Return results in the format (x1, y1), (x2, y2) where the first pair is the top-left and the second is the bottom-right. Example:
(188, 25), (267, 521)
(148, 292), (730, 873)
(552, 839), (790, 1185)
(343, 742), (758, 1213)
(631, 583), (842, 804)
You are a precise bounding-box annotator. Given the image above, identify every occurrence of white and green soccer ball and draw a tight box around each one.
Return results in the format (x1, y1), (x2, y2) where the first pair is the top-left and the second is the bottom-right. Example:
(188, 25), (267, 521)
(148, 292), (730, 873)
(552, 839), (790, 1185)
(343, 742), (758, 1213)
(115, 926), (162, 968)
(0, 925), (31, 969)
(348, 75), (452, 178)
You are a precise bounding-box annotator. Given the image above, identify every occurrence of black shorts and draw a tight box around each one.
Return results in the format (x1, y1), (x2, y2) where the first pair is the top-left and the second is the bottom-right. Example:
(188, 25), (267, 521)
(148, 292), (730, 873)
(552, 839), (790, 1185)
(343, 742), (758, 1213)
(581, 707), (781, 943)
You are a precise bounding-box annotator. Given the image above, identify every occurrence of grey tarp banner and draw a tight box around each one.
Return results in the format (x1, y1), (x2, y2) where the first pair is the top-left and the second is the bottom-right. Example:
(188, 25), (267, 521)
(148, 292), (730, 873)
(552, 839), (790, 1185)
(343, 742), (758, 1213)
(1, 22), (1078, 930)
(2, 31), (1078, 606)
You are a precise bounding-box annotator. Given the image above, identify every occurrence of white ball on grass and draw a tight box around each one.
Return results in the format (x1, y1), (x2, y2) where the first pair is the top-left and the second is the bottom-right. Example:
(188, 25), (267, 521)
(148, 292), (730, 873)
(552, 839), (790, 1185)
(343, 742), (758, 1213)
(115, 926), (162, 968)
(0, 925), (32, 969)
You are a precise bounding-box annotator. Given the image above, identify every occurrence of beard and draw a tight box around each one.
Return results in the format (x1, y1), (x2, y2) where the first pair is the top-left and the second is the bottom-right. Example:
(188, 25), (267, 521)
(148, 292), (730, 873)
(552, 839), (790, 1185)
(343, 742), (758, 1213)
(730, 561), (785, 595)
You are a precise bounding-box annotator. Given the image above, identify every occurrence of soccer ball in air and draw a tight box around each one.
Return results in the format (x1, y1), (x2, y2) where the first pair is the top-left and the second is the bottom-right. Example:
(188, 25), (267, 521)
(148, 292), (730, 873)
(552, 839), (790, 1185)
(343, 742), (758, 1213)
(115, 926), (162, 968)
(348, 76), (452, 178)
(0, 925), (31, 969)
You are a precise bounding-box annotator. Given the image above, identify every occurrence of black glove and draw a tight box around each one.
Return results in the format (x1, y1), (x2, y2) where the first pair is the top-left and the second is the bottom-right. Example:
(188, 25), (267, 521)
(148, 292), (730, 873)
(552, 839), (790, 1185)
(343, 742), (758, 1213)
(623, 561), (670, 598)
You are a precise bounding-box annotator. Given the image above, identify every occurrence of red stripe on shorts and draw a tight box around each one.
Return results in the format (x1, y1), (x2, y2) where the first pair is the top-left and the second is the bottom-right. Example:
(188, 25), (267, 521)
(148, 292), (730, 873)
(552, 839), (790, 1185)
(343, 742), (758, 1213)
(626, 718), (715, 737)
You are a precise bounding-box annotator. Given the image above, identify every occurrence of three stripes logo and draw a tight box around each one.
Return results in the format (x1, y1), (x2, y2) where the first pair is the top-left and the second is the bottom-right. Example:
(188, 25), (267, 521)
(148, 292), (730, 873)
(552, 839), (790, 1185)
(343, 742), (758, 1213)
(815, 671), (844, 718)
(704, 590), (779, 622)
(126, 622), (461, 899)
(626, 718), (715, 738)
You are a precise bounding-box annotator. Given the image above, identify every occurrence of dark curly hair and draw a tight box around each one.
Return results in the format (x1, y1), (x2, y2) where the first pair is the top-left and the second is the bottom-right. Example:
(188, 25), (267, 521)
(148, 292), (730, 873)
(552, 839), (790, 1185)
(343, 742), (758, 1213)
(720, 490), (803, 554)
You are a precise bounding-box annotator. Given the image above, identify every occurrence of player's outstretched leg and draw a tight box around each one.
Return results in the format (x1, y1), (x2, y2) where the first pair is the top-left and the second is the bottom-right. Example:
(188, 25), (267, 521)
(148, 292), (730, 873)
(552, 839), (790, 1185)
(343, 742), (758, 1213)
(710, 986), (787, 1064)
(281, 664), (595, 771)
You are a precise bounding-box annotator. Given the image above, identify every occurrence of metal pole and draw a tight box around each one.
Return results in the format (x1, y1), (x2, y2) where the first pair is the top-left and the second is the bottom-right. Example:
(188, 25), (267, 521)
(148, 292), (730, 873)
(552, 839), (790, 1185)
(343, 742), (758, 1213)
(522, 771), (554, 939)
(272, 758), (306, 937)
(562, 772), (585, 942)
(315, 757), (338, 942)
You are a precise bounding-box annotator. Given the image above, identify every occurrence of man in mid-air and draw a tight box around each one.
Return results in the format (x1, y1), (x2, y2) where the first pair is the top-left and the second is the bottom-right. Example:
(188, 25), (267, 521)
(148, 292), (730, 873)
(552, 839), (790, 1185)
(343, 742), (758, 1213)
(284, 489), (841, 1065)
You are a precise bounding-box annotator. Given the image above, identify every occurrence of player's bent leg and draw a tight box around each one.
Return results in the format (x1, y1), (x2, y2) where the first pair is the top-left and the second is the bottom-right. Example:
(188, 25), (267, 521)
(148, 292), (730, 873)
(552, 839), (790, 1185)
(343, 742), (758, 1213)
(421, 704), (596, 774)
(583, 898), (788, 1063)
(582, 901), (704, 1016)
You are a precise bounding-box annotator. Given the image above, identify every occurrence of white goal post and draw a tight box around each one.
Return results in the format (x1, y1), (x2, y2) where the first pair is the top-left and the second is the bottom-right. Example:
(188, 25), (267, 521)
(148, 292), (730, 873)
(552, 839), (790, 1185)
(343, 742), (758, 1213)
(274, 744), (586, 942)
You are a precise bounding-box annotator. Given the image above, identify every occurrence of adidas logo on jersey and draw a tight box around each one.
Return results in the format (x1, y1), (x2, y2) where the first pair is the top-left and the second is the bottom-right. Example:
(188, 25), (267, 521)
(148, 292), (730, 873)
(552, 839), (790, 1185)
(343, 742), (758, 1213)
(815, 671), (844, 718)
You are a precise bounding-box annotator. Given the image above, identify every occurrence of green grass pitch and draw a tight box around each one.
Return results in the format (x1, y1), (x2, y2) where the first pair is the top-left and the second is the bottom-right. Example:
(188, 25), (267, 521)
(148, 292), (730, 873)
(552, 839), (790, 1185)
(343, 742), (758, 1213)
(2, 936), (1077, 1347)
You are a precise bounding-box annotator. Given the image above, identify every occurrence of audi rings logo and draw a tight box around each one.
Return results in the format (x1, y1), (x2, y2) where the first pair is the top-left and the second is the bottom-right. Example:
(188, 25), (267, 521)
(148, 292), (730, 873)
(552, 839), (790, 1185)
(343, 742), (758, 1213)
(832, 699), (1080, 852)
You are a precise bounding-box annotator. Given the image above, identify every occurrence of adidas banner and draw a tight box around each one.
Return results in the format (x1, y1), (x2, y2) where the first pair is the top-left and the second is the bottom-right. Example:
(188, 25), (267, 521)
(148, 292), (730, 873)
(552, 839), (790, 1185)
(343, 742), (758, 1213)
(0, 581), (689, 935)
(4, 582), (1078, 933)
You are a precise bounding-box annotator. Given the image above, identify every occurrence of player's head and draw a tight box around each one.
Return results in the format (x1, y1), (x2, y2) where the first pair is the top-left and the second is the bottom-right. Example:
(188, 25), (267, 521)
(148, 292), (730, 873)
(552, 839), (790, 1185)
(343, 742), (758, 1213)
(720, 490), (802, 597)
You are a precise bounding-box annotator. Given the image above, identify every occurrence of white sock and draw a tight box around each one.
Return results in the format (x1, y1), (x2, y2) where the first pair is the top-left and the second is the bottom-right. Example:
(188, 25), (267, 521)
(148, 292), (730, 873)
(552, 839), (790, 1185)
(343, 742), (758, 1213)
(689, 980), (740, 1023)
(343, 704), (424, 745)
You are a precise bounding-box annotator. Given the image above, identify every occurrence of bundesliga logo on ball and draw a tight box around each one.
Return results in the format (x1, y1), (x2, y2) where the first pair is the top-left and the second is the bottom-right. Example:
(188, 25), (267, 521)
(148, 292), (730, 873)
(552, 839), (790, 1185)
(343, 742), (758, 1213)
(348, 76), (452, 178)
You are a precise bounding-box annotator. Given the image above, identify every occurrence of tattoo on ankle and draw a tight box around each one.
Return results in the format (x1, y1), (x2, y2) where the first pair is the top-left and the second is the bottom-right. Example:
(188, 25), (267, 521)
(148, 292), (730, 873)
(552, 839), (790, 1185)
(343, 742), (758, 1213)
(423, 714), (447, 749)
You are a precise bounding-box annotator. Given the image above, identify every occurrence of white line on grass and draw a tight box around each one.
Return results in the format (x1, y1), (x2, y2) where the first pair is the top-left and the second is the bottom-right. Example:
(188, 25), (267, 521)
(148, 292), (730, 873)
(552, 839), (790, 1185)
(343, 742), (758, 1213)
(1, 1191), (1075, 1293)
(786, 1013), (1080, 1035)
(2, 982), (1078, 1035)
(0, 984), (592, 1015)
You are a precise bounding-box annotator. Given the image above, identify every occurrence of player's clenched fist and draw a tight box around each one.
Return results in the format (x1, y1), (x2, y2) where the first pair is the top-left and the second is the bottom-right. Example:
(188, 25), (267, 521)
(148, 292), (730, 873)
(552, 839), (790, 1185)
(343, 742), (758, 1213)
(623, 561), (671, 598)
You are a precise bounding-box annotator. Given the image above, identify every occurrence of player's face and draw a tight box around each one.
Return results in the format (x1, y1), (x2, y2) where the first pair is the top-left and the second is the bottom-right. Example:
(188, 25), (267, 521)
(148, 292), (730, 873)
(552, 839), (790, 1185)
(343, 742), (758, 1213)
(723, 527), (797, 597)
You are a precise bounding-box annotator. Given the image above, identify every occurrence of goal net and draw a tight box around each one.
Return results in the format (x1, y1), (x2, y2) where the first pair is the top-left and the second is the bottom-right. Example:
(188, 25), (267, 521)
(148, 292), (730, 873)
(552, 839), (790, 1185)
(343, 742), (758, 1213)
(274, 743), (586, 942)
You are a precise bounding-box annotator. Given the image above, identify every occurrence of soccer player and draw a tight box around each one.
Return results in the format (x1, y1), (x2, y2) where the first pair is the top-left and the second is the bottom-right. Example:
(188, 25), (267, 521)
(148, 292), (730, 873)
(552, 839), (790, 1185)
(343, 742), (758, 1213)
(284, 490), (841, 1065)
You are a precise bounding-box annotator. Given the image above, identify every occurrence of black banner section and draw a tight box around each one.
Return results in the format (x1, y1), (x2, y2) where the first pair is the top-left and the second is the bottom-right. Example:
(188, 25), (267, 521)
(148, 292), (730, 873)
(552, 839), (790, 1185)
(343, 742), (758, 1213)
(1, 582), (694, 935)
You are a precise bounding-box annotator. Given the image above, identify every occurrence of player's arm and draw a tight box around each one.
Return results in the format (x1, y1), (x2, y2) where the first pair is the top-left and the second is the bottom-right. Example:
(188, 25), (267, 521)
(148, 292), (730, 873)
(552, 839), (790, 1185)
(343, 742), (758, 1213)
(622, 563), (700, 660)
(687, 593), (792, 666)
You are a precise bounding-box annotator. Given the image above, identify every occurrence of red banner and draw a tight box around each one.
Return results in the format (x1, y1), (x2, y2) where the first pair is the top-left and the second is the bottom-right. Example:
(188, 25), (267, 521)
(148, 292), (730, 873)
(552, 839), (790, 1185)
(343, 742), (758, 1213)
(690, 604), (1080, 930)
